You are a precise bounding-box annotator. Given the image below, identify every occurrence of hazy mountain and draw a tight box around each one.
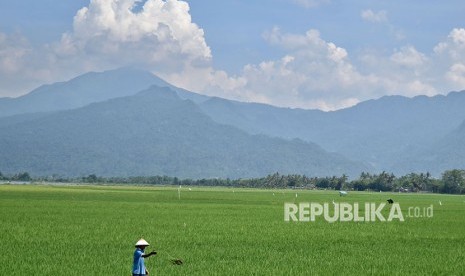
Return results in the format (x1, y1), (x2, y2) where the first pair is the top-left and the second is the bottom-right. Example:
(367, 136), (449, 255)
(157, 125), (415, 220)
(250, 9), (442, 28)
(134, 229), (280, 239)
(0, 86), (368, 178)
(200, 92), (465, 172)
(392, 119), (465, 175)
(0, 67), (209, 118)
(333, 93), (465, 166)
(2, 68), (465, 177)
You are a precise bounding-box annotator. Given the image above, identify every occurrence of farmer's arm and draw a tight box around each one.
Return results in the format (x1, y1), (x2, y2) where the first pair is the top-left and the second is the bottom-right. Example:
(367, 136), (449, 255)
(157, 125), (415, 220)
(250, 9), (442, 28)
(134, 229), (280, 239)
(142, 251), (157, 258)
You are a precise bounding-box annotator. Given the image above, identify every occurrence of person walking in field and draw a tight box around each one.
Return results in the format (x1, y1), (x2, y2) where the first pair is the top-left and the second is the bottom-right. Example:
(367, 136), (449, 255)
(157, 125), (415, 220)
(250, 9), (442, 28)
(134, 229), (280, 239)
(132, 238), (157, 276)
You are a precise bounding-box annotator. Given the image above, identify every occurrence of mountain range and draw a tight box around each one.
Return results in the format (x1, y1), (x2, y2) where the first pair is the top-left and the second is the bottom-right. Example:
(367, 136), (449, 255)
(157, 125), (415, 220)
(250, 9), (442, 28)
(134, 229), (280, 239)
(0, 67), (464, 178)
(198, 92), (465, 175)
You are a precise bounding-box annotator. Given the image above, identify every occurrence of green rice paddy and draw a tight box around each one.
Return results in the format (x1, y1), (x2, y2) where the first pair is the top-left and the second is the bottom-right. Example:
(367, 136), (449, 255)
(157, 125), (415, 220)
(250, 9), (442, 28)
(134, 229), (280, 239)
(1, 184), (464, 275)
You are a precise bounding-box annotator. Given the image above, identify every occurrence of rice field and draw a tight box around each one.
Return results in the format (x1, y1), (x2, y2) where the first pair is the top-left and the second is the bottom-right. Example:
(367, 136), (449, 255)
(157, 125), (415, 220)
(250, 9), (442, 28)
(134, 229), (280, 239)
(1, 184), (464, 275)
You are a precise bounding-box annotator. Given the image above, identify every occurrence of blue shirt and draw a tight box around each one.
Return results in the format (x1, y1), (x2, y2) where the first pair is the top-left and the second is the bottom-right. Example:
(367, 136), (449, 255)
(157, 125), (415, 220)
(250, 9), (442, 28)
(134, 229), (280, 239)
(132, 248), (146, 275)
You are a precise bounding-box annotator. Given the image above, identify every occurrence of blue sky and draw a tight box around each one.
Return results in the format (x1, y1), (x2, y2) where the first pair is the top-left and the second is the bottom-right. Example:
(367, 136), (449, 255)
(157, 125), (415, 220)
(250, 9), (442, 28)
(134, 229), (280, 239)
(188, 1), (461, 73)
(1, 0), (465, 110)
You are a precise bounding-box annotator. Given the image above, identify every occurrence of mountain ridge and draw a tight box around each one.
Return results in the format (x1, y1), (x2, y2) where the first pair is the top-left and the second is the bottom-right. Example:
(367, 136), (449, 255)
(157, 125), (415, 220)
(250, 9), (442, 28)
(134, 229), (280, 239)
(0, 86), (368, 178)
(1, 67), (465, 177)
(0, 67), (209, 118)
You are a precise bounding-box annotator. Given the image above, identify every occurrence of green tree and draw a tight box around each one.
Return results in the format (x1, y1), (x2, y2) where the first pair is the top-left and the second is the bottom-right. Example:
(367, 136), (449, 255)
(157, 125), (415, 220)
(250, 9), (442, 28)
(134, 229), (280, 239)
(396, 172), (432, 192)
(85, 174), (98, 183)
(441, 169), (465, 194)
(430, 178), (443, 194)
(349, 172), (372, 191)
(14, 172), (31, 181)
(315, 177), (331, 189)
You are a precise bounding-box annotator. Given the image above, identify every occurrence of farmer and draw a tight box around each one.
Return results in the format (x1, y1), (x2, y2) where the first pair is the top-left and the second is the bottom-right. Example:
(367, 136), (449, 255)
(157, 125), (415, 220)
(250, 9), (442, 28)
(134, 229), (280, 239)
(132, 238), (157, 276)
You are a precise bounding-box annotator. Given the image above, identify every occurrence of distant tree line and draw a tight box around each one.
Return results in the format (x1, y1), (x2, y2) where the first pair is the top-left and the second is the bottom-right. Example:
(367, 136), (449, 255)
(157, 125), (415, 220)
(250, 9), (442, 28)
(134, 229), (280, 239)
(1, 170), (464, 194)
(0, 171), (31, 182)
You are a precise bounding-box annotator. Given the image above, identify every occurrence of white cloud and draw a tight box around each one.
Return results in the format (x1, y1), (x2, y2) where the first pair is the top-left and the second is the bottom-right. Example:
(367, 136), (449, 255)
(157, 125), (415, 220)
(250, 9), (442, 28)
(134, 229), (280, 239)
(390, 46), (428, 68)
(223, 28), (449, 110)
(0, 32), (54, 97)
(434, 28), (465, 61)
(224, 28), (373, 110)
(164, 65), (247, 96)
(360, 9), (406, 43)
(0, 0), (223, 97)
(450, 28), (465, 44)
(54, 0), (211, 73)
(358, 46), (437, 97)
(446, 63), (465, 87)
(291, 0), (330, 8)
(432, 28), (465, 91)
(361, 9), (388, 23)
(2, 1), (465, 111)
(48, 0), (253, 100)
(0, 32), (30, 74)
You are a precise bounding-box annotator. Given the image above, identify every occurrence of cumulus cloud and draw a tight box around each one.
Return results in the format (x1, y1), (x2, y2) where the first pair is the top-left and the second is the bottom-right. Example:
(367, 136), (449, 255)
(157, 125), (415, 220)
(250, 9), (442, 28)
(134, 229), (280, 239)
(204, 26), (464, 110)
(432, 28), (465, 90)
(222, 28), (374, 110)
(0, 32), (53, 97)
(361, 9), (388, 23)
(47, 0), (252, 99)
(165, 65), (247, 96)
(0, 32), (30, 74)
(446, 63), (465, 87)
(0, 0), (228, 97)
(2, 0), (465, 111)
(351, 45), (436, 97)
(291, 0), (330, 8)
(390, 46), (428, 68)
(434, 28), (465, 62)
(53, 0), (212, 75)
(224, 28), (446, 109)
